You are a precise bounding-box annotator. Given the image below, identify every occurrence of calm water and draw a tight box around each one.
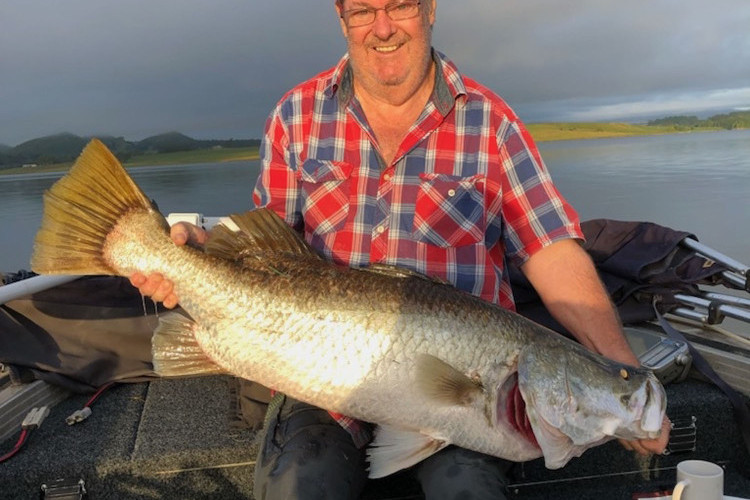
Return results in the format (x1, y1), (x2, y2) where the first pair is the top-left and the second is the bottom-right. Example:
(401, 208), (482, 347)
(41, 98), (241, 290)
(2, 130), (749, 274)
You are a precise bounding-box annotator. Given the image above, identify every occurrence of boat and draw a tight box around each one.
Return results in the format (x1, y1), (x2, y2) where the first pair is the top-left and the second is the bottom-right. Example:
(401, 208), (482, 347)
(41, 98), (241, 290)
(1, 215), (749, 499)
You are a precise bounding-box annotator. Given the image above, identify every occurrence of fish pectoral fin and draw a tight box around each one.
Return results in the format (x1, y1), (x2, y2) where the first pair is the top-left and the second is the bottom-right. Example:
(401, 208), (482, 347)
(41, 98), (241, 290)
(415, 353), (484, 406)
(367, 424), (449, 478)
(152, 312), (227, 377)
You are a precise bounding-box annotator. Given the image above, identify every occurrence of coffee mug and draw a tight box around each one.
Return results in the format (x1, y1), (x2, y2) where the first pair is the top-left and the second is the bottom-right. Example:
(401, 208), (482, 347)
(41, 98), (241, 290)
(672, 460), (724, 500)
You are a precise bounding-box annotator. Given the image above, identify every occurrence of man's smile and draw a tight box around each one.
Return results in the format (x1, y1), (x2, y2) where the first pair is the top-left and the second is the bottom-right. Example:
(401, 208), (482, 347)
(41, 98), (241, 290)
(373, 43), (402, 53)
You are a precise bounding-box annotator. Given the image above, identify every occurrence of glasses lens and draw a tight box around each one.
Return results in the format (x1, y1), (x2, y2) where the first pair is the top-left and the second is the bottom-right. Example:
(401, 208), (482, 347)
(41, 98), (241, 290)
(388, 2), (419, 20)
(345, 9), (374, 27)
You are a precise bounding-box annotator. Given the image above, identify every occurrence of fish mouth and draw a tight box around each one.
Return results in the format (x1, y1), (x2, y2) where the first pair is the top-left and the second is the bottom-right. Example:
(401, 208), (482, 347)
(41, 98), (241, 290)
(626, 375), (665, 439)
(641, 376), (665, 434)
(498, 373), (539, 449)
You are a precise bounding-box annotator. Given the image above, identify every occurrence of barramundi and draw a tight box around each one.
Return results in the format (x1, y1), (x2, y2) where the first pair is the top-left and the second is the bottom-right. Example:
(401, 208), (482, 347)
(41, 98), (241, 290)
(31, 139), (666, 477)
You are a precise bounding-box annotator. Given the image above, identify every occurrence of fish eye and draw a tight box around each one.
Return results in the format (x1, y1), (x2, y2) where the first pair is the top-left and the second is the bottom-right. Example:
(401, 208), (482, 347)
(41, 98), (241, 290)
(619, 368), (629, 380)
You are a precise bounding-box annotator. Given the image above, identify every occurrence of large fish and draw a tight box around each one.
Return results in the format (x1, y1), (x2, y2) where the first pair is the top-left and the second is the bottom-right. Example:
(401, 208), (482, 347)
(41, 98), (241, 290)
(31, 139), (666, 478)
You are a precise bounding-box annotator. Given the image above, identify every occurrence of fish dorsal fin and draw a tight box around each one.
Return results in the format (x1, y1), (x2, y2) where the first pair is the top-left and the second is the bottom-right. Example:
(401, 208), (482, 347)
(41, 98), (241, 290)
(205, 208), (321, 262)
(152, 312), (227, 377)
(360, 264), (449, 285)
(366, 424), (449, 478)
(415, 353), (484, 406)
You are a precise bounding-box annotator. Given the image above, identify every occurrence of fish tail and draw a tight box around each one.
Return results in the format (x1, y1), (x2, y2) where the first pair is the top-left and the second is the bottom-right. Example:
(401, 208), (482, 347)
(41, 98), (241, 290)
(30, 139), (161, 275)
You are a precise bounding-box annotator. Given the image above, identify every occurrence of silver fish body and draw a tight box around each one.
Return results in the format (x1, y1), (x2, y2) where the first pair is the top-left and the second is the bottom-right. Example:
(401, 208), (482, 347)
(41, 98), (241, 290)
(31, 140), (666, 477)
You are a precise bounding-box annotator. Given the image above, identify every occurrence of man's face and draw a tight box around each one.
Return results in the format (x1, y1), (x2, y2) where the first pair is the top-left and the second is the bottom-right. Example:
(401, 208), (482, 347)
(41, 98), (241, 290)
(336, 0), (436, 91)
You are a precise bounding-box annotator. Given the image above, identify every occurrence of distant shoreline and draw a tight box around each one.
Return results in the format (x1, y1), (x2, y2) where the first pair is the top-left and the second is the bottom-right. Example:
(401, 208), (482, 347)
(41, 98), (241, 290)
(0, 147), (260, 176)
(0, 124), (737, 177)
(525, 122), (725, 142)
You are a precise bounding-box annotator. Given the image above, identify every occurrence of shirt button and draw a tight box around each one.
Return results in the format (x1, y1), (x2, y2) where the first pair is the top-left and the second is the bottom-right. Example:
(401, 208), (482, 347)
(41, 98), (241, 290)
(376, 226), (385, 234)
(383, 174), (391, 181)
(447, 189), (456, 197)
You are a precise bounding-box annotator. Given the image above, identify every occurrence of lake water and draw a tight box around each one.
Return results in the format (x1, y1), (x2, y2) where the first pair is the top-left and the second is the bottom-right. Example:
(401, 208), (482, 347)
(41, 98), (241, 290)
(2, 130), (749, 274)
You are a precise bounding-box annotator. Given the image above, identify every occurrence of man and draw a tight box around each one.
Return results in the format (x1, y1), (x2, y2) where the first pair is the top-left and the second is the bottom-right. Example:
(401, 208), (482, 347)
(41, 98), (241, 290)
(131, 1), (670, 498)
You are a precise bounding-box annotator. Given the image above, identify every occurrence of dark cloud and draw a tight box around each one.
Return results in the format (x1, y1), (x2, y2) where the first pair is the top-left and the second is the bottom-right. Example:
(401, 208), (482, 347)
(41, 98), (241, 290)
(433, 0), (750, 119)
(1, 0), (748, 146)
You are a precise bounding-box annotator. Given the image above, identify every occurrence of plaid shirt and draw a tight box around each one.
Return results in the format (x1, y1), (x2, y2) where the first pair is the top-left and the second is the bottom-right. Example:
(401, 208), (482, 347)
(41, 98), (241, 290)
(253, 50), (582, 447)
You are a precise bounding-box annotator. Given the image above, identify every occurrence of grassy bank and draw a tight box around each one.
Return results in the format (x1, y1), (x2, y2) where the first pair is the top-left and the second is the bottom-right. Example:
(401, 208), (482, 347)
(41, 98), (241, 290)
(526, 122), (722, 141)
(0, 147), (259, 176)
(124, 146), (259, 167)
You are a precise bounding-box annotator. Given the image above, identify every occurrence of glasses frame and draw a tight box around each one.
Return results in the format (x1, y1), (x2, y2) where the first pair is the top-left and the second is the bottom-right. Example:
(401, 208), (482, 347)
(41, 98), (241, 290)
(340, 1), (422, 28)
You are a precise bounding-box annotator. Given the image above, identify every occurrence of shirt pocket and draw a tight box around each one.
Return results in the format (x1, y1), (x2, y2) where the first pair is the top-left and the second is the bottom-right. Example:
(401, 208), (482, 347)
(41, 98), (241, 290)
(412, 173), (486, 247)
(299, 159), (353, 235)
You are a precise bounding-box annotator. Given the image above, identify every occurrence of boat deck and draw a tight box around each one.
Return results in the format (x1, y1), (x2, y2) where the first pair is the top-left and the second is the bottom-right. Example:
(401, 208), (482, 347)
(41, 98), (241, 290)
(1, 374), (748, 499)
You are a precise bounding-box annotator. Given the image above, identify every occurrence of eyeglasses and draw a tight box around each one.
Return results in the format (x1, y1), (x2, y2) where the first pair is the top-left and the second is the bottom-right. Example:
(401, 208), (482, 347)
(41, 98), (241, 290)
(340, 1), (421, 28)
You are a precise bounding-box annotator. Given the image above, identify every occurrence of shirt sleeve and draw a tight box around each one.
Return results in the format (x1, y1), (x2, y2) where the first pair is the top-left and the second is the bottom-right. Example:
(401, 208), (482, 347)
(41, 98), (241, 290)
(252, 108), (304, 232)
(497, 119), (583, 266)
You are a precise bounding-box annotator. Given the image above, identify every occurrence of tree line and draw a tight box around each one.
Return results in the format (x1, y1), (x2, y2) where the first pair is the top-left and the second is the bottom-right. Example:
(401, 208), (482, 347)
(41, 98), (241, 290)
(0, 132), (260, 168)
(647, 111), (750, 130)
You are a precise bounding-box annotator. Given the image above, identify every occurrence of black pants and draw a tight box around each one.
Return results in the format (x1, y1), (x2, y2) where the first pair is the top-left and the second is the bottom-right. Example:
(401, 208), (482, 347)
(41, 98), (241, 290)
(253, 396), (511, 500)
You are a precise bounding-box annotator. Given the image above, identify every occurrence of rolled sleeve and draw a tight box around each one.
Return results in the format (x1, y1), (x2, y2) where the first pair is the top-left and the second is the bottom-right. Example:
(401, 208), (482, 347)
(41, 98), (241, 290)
(498, 121), (583, 266)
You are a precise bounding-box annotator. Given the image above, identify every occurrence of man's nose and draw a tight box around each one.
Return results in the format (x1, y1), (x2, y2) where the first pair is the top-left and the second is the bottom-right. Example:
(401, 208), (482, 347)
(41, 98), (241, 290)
(371, 9), (397, 39)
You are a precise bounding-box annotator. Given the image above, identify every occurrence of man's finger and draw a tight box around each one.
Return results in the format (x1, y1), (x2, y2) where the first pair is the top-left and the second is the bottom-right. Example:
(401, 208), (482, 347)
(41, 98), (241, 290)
(129, 272), (146, 287)
(170, 222), (207, 247)
(150, 278), (174, 303)
(162, 293), (179, 309)
(170, 224), (190, 245)
(138, 273), (164, 297)
(629, 439), (651, 456)
(618, 438), (634, 452)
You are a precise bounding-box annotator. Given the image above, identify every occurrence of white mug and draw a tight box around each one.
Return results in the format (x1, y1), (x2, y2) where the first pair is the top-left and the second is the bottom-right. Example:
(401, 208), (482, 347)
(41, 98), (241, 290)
(672, 460), (724, 500)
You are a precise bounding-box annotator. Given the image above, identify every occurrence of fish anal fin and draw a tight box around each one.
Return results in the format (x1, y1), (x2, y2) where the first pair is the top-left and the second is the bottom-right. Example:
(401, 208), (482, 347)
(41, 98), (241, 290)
(152, 312), (227, 377)
(367, 424), (449, 478)
(415, 353), (484, 406)
(205, 209), (321, 263)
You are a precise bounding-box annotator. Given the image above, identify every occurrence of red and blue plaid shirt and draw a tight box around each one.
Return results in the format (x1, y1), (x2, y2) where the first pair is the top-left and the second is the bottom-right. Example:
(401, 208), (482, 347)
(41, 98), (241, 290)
(253, 50), (583, 447)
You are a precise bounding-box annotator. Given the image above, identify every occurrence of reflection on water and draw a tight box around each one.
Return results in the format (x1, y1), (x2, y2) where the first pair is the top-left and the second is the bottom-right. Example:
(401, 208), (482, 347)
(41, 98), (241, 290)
(540, 130), (750, 260)
(1, 130), (749, 273)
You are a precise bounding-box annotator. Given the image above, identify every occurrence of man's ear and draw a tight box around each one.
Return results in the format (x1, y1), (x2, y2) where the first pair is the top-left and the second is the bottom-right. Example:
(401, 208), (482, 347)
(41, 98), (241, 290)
(335, 2), (349, 38)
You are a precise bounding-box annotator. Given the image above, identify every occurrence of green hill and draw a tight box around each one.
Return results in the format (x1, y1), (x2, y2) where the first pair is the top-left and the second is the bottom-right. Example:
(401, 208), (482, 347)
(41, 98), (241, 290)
(133, 131), (200, 154)
(10, 133), (89, 165)
(0, 132), (260, 168)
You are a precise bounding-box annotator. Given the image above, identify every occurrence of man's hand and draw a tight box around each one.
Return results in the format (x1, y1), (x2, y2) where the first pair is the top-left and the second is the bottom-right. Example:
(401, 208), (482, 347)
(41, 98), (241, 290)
(619, 415), (671, 455)
(128, 222), (207, 309)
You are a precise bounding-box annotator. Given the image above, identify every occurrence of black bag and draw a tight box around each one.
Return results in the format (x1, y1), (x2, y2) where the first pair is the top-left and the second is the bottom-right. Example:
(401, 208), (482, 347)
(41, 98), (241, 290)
(510, 219), (728, 334)
(1, 275), (160, 393)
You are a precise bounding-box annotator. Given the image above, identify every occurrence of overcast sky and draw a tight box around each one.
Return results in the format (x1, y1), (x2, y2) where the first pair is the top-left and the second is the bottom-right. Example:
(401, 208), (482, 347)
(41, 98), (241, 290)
(2, 0), (749, 146)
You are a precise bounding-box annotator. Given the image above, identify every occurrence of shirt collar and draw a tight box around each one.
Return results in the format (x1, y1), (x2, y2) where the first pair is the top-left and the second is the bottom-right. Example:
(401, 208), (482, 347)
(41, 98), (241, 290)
(325, 49), (467, 114)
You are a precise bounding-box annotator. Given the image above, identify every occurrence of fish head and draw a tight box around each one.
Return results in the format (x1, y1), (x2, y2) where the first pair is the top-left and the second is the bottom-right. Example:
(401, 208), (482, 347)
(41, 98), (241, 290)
(516, 340), (666, 469)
